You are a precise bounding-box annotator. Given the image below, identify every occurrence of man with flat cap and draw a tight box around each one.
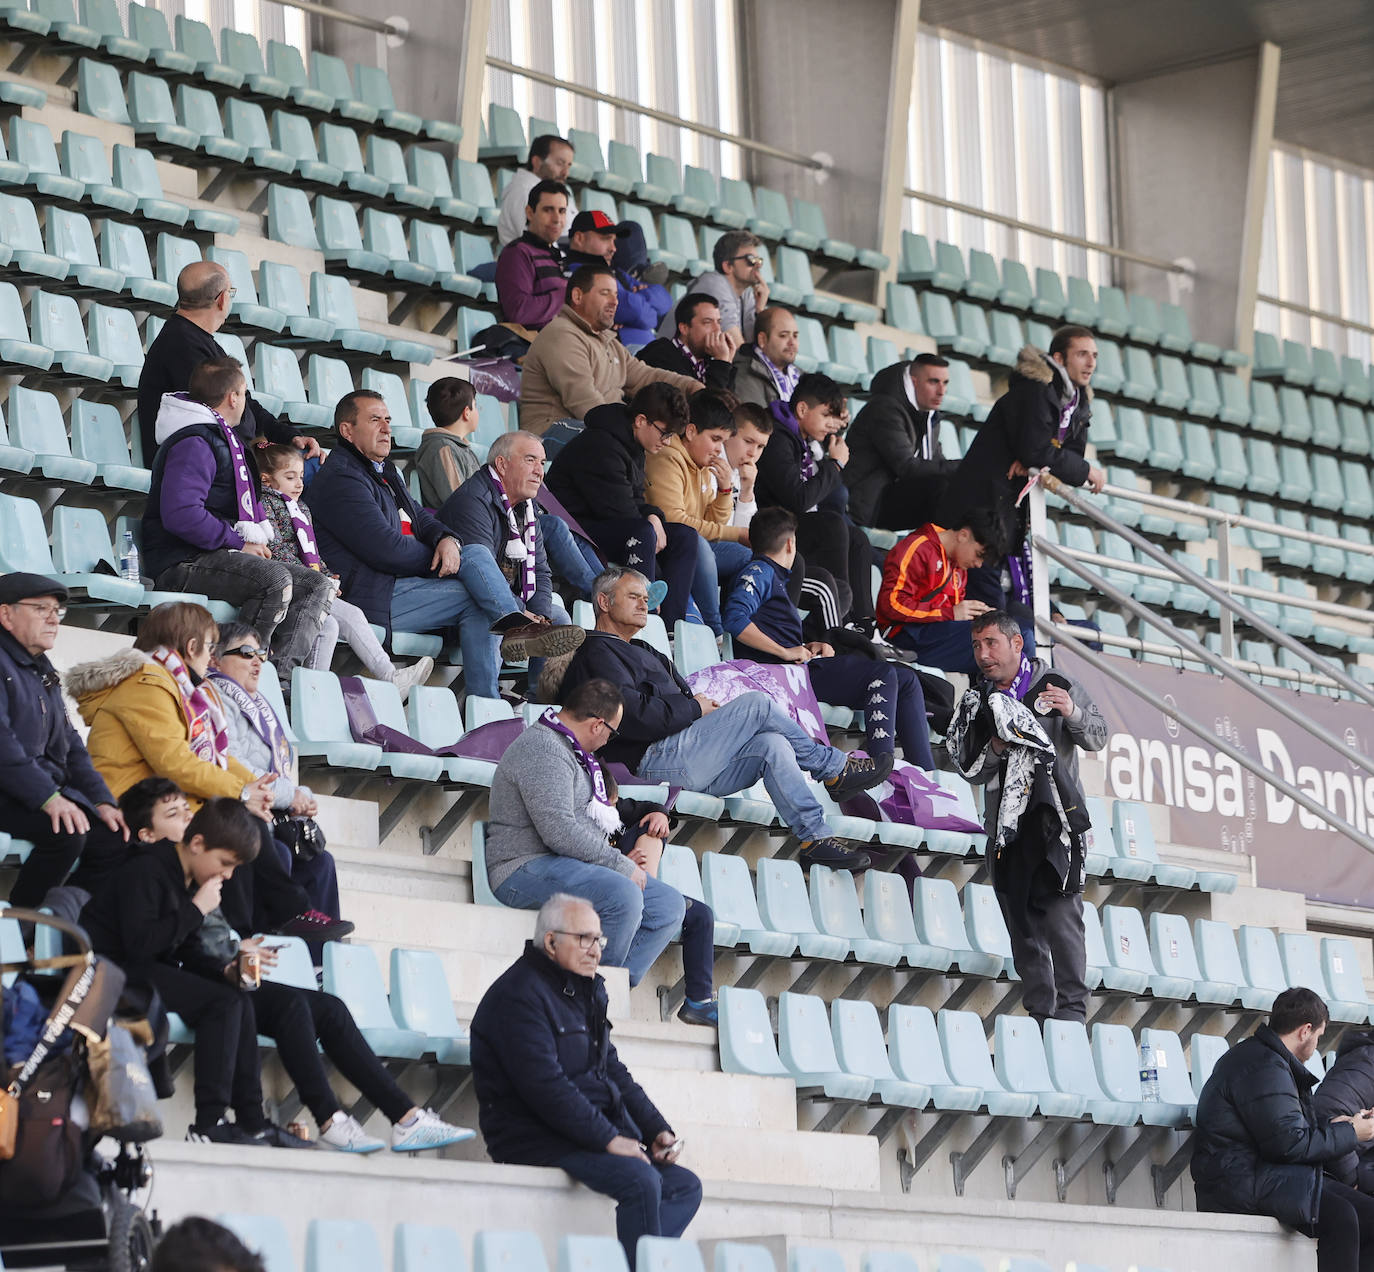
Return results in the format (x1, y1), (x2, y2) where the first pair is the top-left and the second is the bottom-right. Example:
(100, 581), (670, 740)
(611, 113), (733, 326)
(137, 260), (320, 471)
(0, 573), (126, 906)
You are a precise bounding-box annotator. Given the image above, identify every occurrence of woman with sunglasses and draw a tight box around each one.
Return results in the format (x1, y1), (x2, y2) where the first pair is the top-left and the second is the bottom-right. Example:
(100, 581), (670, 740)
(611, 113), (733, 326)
(208, 620), (343, 925)
(67, 602), (351, 942)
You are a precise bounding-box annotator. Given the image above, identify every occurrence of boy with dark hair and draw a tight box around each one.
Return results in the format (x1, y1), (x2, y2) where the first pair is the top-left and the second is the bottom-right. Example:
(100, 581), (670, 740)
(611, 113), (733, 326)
(415, 376), (480, 508)
(151, 1217), (266, 1272)
(723, 400), (771, 529)
(120, 775), (193, 844)
(876, 509), (1029, 672)
(723, 507), (931, 771)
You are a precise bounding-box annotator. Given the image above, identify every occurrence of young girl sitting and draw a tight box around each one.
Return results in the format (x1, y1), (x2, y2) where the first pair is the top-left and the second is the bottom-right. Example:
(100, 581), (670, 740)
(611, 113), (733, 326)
(255, 443), (432, 698)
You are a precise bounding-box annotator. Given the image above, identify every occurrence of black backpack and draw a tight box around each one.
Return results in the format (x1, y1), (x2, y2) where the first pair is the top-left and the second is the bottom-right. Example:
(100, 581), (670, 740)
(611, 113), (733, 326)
(0, 1050), (85, 1208)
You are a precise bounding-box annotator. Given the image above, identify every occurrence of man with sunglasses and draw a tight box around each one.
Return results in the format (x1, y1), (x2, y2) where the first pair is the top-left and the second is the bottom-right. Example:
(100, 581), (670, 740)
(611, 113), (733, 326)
(0, 572), (127, 906)
(663, 229), (769, 353)
(471, 891), (700, 1267)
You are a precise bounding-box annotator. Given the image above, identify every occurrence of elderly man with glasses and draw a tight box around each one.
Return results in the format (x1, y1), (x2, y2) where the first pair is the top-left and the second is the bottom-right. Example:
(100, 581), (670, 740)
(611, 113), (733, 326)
(0, 572), (127, 906)
(662, 228), (770, 354)
(484, 676), (687, 989)
(470, 891), (701, 1267)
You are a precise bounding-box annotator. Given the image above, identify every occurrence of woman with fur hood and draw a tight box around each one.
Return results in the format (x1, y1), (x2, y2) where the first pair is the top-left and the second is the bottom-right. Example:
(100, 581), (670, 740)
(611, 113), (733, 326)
(937, 326), (1107, 612)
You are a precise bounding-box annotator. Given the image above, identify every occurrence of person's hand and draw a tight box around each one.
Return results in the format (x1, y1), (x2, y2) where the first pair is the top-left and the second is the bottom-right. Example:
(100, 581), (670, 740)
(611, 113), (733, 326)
(953, 600), (992, 622)
(783, 645), (814, 664)
(703, 329), (732, 363)
(629, 863), (648, 891)
(191, 875), (224, 916)
(693, 693), (719, 715)
(707, 455), (733, 490)
(752, 280), (769, 310)
(1035, 684), (1076, 717)
(242, 774), (275, 821)
(292, 435), (322, 461)
(827, 435), (849, 468)
(650, 1130), (682, 1164)
(289, 789), (316, 817)
(1336, 1111), (1374, 1143)
(1085, 465), (1108, 494)
(737, 459), (757, 500)
(647, 514), (667, 554)
(639, 810), (671, 839)
(239, 937), (279, 970)
(94, 802), (128, 840)
(606, 1135), (650, 1161)
(240, 543), (272, 559)
(432, 537), (462, 578)
(1006, 459), (1029, 481)
(627, 835), (663, 876)
(807, 641), (835, 659)
(44, 793), (90, 836)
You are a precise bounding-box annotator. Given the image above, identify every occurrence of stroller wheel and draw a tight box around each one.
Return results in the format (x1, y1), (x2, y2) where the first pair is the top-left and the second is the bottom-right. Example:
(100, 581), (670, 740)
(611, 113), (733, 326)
(107, 1196), (155, 1272)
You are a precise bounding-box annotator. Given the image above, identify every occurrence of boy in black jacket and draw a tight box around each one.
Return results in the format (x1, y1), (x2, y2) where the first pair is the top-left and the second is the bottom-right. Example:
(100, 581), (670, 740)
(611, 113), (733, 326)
(544, 383), (699, 626)
(754, 374), (875, 624)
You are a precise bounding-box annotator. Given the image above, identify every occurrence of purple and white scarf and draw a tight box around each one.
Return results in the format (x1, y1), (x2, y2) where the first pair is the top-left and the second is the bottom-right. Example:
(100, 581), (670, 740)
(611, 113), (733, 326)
(996, 653), (1036, 701)
(168, 393), (264, 525)
(539, 708), (620, 834)
(209, 671), (294, 778)
(755, 347), (799, 402)
(488, 467), (537, 602)
(672, 335), (708, 383)
(150, 646), (229, 769)
(1057, 388), (1079, 442)
(285, 497), (322, 569)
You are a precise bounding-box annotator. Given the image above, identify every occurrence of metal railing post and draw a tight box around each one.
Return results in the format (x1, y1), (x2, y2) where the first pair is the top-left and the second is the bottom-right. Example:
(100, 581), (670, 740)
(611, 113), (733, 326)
(1027, 485), (1053, 669)
(1217, 518), (1235, 660)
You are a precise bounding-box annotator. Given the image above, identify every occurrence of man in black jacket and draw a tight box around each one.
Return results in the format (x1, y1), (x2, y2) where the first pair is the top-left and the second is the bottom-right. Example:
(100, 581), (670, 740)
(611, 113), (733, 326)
(939, 327), (1106, 611)
(470, 893), (701, 1265)
(0, 572), (126, 906)
(545, 383), (699, 628)
(137, 261), (319, 470)
(1193, 987), (1374, 1272)
(846, 354), (957, 529)
(1315, 1027), (1374, 1194)
(556, 565), (886, 871)
(637, 293), (735, 389)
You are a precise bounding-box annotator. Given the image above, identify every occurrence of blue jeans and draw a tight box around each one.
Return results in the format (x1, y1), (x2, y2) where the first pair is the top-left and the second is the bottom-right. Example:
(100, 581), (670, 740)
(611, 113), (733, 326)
(556, 1152), (701, 1268)
(492, 854), (685, 987)
(635, 692), (845, 842)
(691, 537), (752, 636)
(390, 576), (478, 635)
(538, 511), (600, 600)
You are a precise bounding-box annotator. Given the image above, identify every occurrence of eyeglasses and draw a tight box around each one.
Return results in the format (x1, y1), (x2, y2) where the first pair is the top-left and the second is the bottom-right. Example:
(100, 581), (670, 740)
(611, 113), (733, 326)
(10, 601), (66, 620)
(596, 717), (619, 740)
(553, 931), (609, 951)
(729, 254), (763, 268)
(645, 419), (671, 437)
(220, 645), (268, 661)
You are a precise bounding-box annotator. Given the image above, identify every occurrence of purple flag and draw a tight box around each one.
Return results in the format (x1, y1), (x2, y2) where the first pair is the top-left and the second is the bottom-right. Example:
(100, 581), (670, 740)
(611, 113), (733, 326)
(686, 660), (828, 744)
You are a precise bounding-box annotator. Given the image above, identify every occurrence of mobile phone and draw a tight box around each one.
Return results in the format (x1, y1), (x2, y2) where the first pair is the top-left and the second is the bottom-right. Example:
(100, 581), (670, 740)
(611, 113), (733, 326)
(666, 1136), (685, 1155)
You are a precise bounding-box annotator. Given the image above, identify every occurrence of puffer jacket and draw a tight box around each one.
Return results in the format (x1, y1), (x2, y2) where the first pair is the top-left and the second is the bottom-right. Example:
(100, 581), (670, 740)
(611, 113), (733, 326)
(66, 649), (254, 806)
(1313, 1028), (1374, 1189)
(1192, 1024), (1358, 1234)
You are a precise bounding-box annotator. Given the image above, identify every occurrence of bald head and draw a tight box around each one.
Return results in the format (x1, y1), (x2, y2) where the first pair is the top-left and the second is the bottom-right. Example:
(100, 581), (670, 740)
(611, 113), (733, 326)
(178, 261), (230, 312)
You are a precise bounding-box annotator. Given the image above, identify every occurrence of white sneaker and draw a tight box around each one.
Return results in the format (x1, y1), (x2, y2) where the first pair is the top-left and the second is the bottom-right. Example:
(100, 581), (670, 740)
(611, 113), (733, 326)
(320, 1112), (386, 1154)
(390, 1107), (476, 1153)
(390, 656), (434, 702)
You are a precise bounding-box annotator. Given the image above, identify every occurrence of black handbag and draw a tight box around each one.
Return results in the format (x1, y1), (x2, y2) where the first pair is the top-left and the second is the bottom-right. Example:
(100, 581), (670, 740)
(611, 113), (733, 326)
(273, 813), (325, 863)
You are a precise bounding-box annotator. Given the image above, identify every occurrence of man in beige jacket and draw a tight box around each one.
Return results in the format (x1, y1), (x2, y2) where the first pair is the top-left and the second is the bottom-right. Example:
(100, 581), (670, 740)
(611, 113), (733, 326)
(519, 264), (702, 452)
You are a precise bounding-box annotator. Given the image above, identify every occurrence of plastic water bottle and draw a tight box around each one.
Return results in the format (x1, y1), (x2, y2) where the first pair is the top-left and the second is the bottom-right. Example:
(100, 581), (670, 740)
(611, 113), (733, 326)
(120, 530), (139, 584)
(1139, 1039), (1160, 1103)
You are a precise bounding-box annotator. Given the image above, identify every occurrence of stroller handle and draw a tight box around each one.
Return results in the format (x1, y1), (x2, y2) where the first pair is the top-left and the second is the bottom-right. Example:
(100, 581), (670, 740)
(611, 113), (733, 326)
(1, 907), (93, 974)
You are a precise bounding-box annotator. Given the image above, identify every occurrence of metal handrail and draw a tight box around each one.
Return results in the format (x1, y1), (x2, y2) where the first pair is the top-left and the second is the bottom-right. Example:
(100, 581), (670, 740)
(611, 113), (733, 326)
(900, 189), (1191, 276)
(1256, 294), (1374, 340)
(484, 58), (827, 171)
(272, 0), (402, 37)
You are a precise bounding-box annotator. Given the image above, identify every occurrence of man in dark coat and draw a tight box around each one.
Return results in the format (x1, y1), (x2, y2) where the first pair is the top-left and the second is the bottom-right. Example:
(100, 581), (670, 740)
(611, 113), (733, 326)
(304, 390), (469, 642)
(845, 354), (958, 529)
(1315, 1029), (1374, 1193)
(470, 894), (701, 1266)
(137, 260), (318, 470)
(938, 327), (1106, 610)
(544, 383), (699, 628)
(1193, 987), (1374, 1272)
(636, 293), (735, 389)
(0, 573), (126, 906)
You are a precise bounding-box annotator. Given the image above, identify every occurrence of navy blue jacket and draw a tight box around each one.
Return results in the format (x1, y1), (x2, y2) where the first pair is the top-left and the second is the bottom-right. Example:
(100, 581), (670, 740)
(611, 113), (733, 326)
(304, 440), (457, 632)
(0, 627), (113, 813)
(721, 555), (801, 661)
(436, 468), (552, 619)
(559, 630), (700, 770)
(470, 942), (671, 1166)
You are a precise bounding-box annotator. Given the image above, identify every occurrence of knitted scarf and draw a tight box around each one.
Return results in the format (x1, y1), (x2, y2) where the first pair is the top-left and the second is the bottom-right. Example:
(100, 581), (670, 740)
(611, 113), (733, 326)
(150, 646), (229, 769)
(538, 708), (620, 835)
(488, 466), (537, 602)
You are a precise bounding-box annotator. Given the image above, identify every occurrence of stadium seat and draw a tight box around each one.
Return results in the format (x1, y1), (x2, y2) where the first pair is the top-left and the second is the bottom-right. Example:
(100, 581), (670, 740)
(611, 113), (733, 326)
(1089, 1023), (1179, 1127)
(453, 158), (500, 227)
(809, 864), (903, 965)
(56, 131), (131, 216)
(393, 1224), (467, 1272)
(304, 271), (381, 356)
(558, 1235), (629, 1272)
(95, 219), (171, 307)
(1063, 276), (1097, 326)
(85, 302), (142, 385)
(218, 1215), (295, 1272)
(718, 985), (791, 1079)
(702, 853), (796, 956)
(860, 871), (950, 971)
(1141, 1028), (1198, 1118)
(1146, 414), (1184, 471)
(48, 504), (144, 605)
(963, 882), (1014, 969)
(778, 992), (873, 1100)
(322, 941), (428, 1058)
(9, 118), (83, 202)
(714, 1244), (776, 1272)
(993, 1015), (1087, 1117)
(204, 246), (285, 332)
(1191, 1033), (1229, 1100)
(897, 231), (934, 284)
(1090, 340), (1124, 394)
(1043, 1020), (1137, 1124)
(1121, 346), (1159, 403)
(1279, 933), (1368, 1023)
(172, 14), (243, 85)
(408, 221), (481, 297)
(922, 293), (983, 358)
(1095, 285), (1129, 337)
(930, 240), (966, 293)
(356, 676), (446, 778)
(254, 343), (327, 429)
(1342, 355), (1373, 404)
(1101, 906), (1193, 1001)
(0, 192), (68, 282)
(30, 290), (111, 382)
(290, 667), (384, 769)
(938, 1010), (1036, 1115)
(255, 261), (331, 342)
(914, 878), (1001, 976)
(306, 1219), (384, 1272)
(756, 859), (849, 961)
(1149, 912), (1238, 1004)
(108, 145), (188, 228)
(389, 948), (470, 1064)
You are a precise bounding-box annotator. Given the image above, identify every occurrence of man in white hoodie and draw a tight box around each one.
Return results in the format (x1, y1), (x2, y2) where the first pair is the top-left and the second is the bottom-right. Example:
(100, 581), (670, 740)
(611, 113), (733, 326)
(142, 357), (333, 678)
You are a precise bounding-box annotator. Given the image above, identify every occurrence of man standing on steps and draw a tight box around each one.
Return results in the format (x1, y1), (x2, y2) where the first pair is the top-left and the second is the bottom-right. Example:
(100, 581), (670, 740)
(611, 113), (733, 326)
(471, 893), (701, 1268)
(959, 609), (1106, 1024)
(137, 260), (320, 471)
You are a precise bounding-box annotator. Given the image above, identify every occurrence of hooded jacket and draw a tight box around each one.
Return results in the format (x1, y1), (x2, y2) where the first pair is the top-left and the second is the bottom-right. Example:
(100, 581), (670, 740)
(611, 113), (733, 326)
(938, 345), (1092, 549)
(845, 361), (956, 526)
(1192, 1024), (1356, 1234)
(643, 434), (745, 542)
(1312, 1028), (1374, 1189)
(754, 403), (846, 515)
(67, 648), (254, 806)
(544, 402), (663, 528)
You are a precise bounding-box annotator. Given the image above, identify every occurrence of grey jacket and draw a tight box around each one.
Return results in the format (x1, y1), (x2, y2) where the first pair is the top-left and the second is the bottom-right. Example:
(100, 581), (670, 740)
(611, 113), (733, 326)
(218, 686), (310, 812)
(486, 721), (636, 890)
(967, 657), (1107, 832)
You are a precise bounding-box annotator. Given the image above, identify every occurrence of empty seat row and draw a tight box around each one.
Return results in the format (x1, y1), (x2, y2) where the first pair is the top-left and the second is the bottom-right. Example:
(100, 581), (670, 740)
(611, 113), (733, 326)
(1253, 329), (1374, 404)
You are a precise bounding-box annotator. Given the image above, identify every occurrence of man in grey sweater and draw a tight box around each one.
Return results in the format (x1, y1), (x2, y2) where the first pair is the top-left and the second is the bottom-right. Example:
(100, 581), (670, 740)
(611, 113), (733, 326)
(485, 678), (686, 987)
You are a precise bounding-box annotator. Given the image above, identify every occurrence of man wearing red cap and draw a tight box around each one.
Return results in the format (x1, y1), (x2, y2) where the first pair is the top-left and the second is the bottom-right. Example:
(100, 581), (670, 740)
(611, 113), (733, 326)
(565, 210), (672, 346)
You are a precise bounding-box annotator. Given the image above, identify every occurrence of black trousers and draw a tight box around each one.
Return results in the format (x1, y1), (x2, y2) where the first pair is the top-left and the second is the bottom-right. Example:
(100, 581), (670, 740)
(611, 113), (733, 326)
(807, 654), (932, 769)
(680, 897), (714, 1003)
(995, 855), (1088, 1024)
(1318, 1178), (1374, 1272)
(796, 511), (873, 622)
(219, 821), (311, 935)
(875, 473), (947, 532)
(251, 981), (412, 1128)
(0, 794), (87, 908)
(139, 962), (264, 1129)
(583, 517), (698, 627)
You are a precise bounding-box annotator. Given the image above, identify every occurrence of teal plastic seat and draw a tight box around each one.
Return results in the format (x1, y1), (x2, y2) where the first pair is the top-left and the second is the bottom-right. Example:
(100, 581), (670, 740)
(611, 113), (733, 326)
(717, 985), (789, 1078)
(1277, 445), (1313, 504)
(49, 503), (143, 604)
(957, 302), (1002, 362)
(1030, 267), (1065, 317)
(1102, 905), (1193, 1000)
(1246, 379), (1281, 434)
(356, 677), (444, 779)
(719, 178), (769, 237)
(1238, 924), (1290, 1003)
(1242, 437), (1278, 495)
(219, 28), (286, 98)
(86, 302), (142, 385)
(1182, 362), (1221, 418)
(1307, 453), (1342, 512)
(959, 248), (998, 301)
(270, 111), (342, 186)
(76, 57), (131, 127)
(58, 130), (134, 214)
(1127, 293), (1161, 345)
(897, 231), (933, 284)
(306, 354), (354, 418)
(268, 183), (322, 250)
(1342, 460), (1374, 518)
(884, 282), (923, 337)
(1064, 276), (1097, 325)
(308, 271), (384, 355)
(1191, 1033), (1229, 1099)
(1141, 1028), (1198, 1118)
(152, 234), (199, 295)
(224, 99), (293, 174)
(453, 158), (500, 226)
(938, 1009), (1036, 1116)
(0, 399), (34, 473)
(1158, 300), (1205, 356)
(258, 261), (332, 342)
(993, 1014), (1086, 1117)
(997, 257), (1033, 310)
(319, 120), (388, 195)
(177, 84), (249, 164)
(262, 38), (331, 113)
(863, 870), (952, 971)
(1149, 911), (1237, 1004)
(1338, 403), (1370, 455)
(605, 139), (666, 204)
(126, 3), (191, 71)
(1180, 422), (1217, 482)
(390, 947), (469, 1064)
(363, 135), (429, 208)
(659, 844), (736, 945)
(394, 1224), (467, 1272)
(9, 118), (83, 202)
(0, 493), (61, 575)
(0, 192), (68, 281)
(97, 218), (171, 306)
(807, 864), (902, 965)
(1044, 1019), (1137, 1124)
(752, 187), (794, 242)
(1091, 1022), (1181, 1126)
(206, 246), (285, 332)
(479, 103), (525, 161)
(1342, 355), (1372, 404)
(127, 71), (204, 155)
(253, 343), (325, 429)
(1277, 385), (1312, 442)
(30, 290), (110, 381)
(922, 292), (982, 357)
(930, 240), (966, 292)
(825, 325), (869, 387)
(316, 197), (392, 277)
(827, 997), (928, 1108)
(713, 1243), (776, 1272)
(322, 941), (428, 1058)
(1310, 394), (1341, 448)
(410, 220), (480, 295)
(1278, 933), (1366, 1023)
(884, 1004), (981, 1109)
(1213, 370), (1251, 425)
(1111, 799), (1195, 887)
(1146, 414), (1184, 470)
(558, 1235), (629, 1272)
(174, 15), (243, 86)
(289, 667), (384, 769)
(914, 877), (1000, 976)
(778, 992), (873, 1100)
(306, 1219), (384, 1272)
(218, 1215), (295, 1272)
(670, 619), (721, 678)
(756, 858), (848, 961)
(1121, 345), (1159, 402)
(43, 205), (121, 297)
(405, 684), (496, 786)
(472, 1231), (548, 1272)
(1091, 339), (1125, 394)
(1321, 938), (1373, 1023)
(787, 1249), (844, 1272)
(984, 310), (1022, 366)
(110, 144), (189, 225)
(1153, 354), (1189, 410)
(1095, 284), (1129, 337)
(407, 146), (474, 221)
(701, 852), (796, 956)
(963, 882), (1014, 970)
(360, 63), (458, 140)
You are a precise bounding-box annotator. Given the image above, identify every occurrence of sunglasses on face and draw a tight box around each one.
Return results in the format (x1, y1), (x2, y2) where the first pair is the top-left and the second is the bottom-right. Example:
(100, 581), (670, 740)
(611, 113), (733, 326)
(221, 645), (268, 662)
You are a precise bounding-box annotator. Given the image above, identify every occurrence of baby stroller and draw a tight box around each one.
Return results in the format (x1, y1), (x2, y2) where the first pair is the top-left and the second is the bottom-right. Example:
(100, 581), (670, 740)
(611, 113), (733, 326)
(0, 909), (162, 1271)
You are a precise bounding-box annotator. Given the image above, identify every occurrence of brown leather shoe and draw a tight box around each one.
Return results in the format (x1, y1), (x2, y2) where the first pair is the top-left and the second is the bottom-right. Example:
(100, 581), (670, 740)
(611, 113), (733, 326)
(496, 618), (586, 663)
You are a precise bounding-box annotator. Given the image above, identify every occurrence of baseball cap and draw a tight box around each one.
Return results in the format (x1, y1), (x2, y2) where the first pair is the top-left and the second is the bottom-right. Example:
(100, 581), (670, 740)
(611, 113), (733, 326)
(569, 210), (630, 237)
